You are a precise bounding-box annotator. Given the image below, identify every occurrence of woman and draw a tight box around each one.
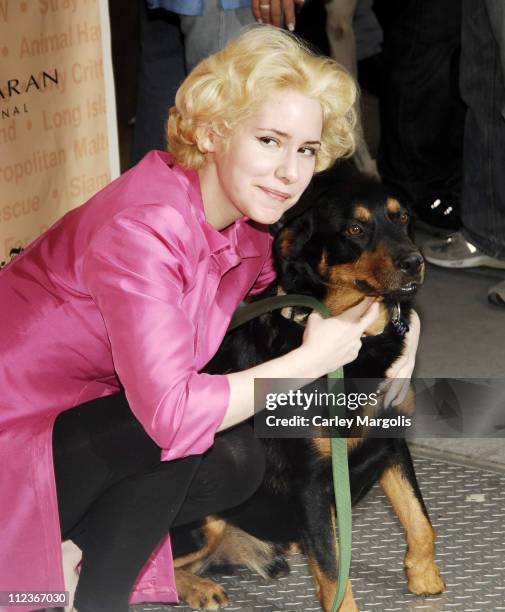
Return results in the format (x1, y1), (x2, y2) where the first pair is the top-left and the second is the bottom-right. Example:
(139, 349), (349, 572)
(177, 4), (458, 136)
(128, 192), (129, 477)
(0, 26), (419, 612)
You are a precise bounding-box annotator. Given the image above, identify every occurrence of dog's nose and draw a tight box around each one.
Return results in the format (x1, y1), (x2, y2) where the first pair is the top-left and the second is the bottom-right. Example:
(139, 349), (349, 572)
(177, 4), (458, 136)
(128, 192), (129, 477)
(398, 253), (424, 275)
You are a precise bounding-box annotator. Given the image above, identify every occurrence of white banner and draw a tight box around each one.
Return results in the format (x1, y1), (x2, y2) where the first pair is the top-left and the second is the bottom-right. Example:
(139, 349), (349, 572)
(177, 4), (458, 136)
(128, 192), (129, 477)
(0, 0), (119, 265)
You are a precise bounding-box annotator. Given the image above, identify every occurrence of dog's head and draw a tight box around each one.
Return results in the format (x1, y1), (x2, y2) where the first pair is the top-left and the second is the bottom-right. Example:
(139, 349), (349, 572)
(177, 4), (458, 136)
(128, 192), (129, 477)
(273, 166), (424, 315)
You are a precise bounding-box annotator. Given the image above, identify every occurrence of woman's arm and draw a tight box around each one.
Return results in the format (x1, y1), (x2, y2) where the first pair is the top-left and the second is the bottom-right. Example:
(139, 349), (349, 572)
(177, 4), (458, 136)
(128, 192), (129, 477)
(83, 207), (378, 453)
(82, 207), (232, 461)
(220, 299), (379, 430)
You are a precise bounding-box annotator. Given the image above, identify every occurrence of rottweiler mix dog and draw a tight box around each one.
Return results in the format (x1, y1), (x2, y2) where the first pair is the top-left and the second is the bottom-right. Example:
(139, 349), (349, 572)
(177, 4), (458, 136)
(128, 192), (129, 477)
(171, 164), (445, 611)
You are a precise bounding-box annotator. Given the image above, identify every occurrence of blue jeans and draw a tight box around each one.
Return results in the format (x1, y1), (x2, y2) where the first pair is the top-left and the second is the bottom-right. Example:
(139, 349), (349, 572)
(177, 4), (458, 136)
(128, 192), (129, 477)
(460, 0), (505, 259)
(132, 0), (255, 164)
(180, 0), (255, 72)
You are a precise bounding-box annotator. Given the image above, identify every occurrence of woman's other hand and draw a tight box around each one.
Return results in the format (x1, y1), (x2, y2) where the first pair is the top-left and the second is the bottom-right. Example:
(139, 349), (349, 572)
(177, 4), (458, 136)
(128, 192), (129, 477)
(380, 309), (421, 407)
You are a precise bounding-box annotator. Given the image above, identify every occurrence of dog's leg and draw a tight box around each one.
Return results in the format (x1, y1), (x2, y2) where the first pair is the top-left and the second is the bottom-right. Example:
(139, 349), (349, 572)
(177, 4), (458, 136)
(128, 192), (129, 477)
(173, 516), (230, 610)
(301, 479), (358, 612)
(306, 551), (358, 612)
(379, 441), (445, 595)
(173, 516), (227, 569)
(174, 569), (228, 611)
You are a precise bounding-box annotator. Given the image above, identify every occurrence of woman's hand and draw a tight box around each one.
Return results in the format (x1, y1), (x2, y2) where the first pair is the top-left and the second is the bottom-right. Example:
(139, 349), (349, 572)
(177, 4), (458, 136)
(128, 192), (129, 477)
(381, 309), (421, 407)
(224, 298), (378, 431)
(299, 298), (379, 377)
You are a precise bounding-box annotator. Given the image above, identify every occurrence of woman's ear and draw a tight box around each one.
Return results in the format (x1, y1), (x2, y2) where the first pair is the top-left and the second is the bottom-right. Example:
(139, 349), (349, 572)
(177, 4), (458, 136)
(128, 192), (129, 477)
(196, 124), (217, 154)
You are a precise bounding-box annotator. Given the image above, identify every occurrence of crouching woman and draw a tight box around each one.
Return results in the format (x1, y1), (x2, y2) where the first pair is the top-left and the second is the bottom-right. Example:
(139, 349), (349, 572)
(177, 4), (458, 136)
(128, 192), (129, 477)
(0, 25), (419, 612)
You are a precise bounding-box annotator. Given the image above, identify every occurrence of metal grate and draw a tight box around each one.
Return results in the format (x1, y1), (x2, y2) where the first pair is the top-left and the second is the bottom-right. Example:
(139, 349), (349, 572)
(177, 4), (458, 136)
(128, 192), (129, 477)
(132, 457), (505, 612)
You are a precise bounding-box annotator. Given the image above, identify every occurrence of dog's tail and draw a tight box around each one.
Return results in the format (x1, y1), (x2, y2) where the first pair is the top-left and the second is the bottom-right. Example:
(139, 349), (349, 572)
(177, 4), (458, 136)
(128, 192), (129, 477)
(195, 524), (291, 580)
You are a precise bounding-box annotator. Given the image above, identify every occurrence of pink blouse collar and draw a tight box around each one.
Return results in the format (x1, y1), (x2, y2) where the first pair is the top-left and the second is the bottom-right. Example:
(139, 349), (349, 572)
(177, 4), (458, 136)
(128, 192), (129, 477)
(153, 151), (263, 261)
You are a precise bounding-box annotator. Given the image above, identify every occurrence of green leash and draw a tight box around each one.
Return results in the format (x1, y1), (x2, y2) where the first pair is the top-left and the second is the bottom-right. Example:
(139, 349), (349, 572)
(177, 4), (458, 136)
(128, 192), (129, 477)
(228, 294), (352, 611)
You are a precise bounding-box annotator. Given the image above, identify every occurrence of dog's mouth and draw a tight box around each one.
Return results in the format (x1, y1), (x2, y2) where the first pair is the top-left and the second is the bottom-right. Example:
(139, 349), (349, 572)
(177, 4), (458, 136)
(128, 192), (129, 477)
(388, 281), (419, 300)
(355, 279), (420, 299)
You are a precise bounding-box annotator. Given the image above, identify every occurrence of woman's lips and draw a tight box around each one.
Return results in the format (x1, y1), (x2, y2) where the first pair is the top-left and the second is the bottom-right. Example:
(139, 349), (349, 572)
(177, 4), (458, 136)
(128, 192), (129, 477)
(259, 186), (290, 201)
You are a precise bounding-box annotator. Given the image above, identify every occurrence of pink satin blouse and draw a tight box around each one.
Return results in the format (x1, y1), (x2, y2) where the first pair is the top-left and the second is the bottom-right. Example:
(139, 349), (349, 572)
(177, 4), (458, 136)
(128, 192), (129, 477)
(0, 151), (275, 610)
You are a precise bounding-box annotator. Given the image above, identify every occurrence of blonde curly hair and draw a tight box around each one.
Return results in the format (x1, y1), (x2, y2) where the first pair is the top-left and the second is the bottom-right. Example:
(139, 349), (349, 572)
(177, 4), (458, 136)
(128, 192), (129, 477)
(167, 25), (356, 172)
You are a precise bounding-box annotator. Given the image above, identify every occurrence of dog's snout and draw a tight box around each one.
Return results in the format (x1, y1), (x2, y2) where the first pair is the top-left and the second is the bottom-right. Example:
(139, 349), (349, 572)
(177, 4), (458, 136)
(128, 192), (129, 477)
(398, 253), (424, 275)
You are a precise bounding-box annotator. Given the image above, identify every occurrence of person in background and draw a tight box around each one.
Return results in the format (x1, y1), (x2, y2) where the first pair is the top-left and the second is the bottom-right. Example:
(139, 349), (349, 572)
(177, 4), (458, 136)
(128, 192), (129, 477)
(422, 0), (505, 306)
(132, 0), (303, 163)
(375, 0), (465, 232)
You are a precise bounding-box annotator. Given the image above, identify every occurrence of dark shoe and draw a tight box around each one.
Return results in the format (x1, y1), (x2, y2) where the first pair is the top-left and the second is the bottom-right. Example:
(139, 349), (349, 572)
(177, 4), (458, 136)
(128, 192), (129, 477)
(414, 193), (461, 233)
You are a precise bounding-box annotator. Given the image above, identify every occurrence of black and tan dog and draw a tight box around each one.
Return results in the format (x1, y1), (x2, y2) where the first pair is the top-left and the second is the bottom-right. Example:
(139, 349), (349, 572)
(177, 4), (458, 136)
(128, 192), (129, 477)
(171, 164), (445, 611)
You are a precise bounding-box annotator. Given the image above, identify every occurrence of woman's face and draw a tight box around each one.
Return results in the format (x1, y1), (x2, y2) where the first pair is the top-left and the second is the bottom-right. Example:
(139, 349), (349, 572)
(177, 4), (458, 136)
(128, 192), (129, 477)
(201, 89), (323, 227)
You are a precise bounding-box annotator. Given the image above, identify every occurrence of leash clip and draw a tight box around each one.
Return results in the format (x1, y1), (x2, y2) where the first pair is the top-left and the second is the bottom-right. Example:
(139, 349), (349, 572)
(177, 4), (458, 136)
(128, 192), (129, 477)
(277, 287), (309, 325)
(391, 301), (410, 338)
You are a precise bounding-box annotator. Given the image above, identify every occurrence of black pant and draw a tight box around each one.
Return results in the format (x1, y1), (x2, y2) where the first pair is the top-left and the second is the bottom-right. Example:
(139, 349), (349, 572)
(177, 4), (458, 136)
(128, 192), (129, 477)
(376, 0), (465, 204)
(52, 393), (265, 612)
(131, 3), (185, 165)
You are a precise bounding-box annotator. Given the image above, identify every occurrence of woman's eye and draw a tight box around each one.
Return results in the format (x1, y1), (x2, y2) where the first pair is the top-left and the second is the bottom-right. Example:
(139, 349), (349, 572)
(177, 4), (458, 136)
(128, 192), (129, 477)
(299, 146), (317, 157)
(399, 212), (409, 224)
(257, 136), (279, 146)
(346, 224), (364, 236)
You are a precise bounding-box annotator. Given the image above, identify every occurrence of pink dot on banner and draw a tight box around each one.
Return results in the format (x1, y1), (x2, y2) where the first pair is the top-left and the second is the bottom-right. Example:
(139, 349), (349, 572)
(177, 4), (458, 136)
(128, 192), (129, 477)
(26, 120), (32, 130)
(20, 2), (28, 12)
(52, 190), (58, 199)
(1, 47), (7, 57)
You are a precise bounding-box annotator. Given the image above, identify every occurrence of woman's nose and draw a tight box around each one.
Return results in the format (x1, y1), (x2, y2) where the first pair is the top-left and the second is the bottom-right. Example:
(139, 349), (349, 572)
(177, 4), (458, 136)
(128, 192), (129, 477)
(275, 152), (299, 183)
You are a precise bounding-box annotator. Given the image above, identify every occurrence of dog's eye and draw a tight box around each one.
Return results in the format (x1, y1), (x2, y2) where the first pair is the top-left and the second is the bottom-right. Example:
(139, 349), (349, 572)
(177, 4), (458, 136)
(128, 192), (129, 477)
(346, 224), (363, 236)
(399, 212), (409, 224)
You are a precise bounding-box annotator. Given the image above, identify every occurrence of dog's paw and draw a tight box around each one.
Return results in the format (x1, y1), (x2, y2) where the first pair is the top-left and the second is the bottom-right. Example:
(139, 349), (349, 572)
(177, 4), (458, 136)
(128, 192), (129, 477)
(406, 562), (445, 595)
(264, 554), (290, 579)
(176, 572), (229, 610)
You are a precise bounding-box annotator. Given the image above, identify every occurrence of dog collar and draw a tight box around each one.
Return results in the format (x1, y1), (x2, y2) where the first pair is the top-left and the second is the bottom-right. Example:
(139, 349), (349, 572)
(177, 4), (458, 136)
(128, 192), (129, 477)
(391, 302), (410, 338)
(277, 288), (410, 338)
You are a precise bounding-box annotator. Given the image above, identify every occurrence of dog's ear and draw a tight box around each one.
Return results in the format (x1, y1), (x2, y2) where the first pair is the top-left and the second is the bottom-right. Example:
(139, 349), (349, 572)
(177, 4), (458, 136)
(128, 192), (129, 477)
(273, 208), (325, 293)
(274, 208), (315, 263)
